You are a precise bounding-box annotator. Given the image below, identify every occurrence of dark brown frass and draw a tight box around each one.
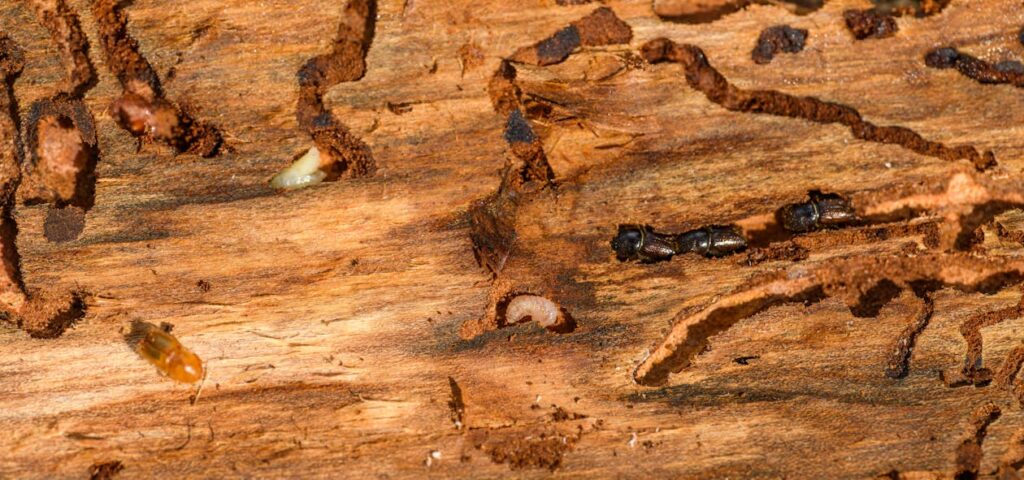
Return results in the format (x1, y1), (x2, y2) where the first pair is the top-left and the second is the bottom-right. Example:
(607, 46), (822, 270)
(751, 25), (807, 64)
(843, 9), (898, 40)
(640, 37), (996, 171)
(925, 46), (1024, 88)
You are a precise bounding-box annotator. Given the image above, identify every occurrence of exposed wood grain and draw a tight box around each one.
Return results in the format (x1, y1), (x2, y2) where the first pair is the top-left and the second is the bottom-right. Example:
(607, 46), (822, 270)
(3, 0), (1024, 478)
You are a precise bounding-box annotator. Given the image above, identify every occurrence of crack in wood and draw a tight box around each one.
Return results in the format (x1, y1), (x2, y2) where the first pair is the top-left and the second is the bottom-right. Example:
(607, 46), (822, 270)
(448, 376), (466, 430)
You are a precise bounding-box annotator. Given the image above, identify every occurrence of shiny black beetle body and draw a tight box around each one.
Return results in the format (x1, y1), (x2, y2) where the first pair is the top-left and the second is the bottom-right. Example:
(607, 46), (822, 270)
(611, 224), (747, 262)
(777, 191), (857, 233)
(678, 226), (748, 257)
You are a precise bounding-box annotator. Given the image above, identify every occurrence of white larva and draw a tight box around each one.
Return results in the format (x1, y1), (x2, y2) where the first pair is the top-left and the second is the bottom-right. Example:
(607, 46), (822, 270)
(505, 295), (562, 328)
(270, 146), (327, 190)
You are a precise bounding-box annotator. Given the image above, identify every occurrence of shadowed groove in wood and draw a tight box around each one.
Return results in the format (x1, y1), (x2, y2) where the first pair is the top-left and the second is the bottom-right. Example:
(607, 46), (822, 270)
(635, 254), (1024, 385)
(91, 0), (223, 157)
(943, 289), (1023, 388)
(883, 290), (933, 379)
(954, 402), (1000, 480)
(294, 0), (377, 179)
(0, 34), (27, 319)
(467, 6), (631, 274)
(28, 0), (96, 97)
(640, 38), (997, 171)
(23, 96), (99, 211)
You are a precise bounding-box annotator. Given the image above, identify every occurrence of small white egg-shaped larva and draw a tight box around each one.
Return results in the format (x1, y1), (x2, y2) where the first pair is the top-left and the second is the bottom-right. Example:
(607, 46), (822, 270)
(270, 146), (327, 190)
(505, 295), (562, 328)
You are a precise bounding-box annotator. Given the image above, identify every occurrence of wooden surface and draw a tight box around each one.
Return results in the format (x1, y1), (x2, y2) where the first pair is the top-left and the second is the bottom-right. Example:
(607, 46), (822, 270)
(3, 0), (1024, 478)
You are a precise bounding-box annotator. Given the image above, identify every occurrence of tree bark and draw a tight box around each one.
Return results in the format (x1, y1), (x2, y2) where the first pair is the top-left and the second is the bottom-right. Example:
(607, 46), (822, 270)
(2, 0), (1024, 478)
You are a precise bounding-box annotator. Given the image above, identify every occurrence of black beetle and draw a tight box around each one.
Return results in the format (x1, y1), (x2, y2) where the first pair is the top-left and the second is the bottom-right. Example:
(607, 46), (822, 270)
(777, 191), (857, 233)
(611, 224), (746, 262)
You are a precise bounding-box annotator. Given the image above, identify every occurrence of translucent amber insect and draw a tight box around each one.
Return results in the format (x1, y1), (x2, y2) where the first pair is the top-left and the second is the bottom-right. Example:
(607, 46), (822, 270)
(128, 321), (203, 383)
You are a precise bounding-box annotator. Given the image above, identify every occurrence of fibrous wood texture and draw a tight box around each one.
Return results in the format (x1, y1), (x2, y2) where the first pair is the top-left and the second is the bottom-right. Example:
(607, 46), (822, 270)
(3, 0), (1024, 478)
